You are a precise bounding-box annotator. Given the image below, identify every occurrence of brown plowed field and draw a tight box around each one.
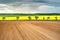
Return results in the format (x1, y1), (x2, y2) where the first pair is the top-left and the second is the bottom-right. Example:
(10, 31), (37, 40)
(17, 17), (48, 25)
(0, 21), (60, 40)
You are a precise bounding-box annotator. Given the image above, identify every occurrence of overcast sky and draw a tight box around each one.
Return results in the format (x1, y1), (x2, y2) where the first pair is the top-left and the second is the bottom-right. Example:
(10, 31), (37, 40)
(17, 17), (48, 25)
(0, 0), (60, 13)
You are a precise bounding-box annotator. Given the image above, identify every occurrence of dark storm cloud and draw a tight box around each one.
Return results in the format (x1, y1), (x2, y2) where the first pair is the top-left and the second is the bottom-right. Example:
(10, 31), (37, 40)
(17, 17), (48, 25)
(0, 0), (20, 3)
(0, 0), (45, 3)
(0, 0), (60, 7)
(0, 0), (60, 3)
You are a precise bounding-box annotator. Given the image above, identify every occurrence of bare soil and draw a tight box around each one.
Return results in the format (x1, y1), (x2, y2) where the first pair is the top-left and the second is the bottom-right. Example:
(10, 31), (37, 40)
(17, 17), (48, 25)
(0, 21), (60, 40)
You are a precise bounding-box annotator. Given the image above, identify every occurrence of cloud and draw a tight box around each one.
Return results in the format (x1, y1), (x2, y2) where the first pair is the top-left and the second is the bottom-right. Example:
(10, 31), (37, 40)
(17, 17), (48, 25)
(0, 2), (60, 13)
(0, 0), (60, 7)
(0, 0), (60, 13)
(0, 3), (39, 13)
(38, 5), (60, 13)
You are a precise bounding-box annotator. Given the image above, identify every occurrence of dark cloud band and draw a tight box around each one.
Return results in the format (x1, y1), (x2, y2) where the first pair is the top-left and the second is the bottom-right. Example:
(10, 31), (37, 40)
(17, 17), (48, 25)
(0, 0), (60, 7)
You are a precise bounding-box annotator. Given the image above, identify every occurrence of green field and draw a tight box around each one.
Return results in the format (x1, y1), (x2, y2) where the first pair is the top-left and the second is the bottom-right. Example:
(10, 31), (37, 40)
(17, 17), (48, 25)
(0, 13), (60, 17)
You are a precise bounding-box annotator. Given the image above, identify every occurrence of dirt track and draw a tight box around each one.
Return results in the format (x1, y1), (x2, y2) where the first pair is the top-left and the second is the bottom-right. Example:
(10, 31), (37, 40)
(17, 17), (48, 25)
(0, 21), (60, 40)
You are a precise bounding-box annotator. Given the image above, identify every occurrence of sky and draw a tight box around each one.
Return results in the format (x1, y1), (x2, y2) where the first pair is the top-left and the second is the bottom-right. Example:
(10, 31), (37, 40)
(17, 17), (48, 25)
(0, 0), (60, 13)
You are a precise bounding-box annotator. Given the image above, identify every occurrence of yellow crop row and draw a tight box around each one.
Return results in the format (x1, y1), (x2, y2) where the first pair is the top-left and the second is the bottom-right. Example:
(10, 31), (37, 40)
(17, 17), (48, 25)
(0, 16), (60, 21)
